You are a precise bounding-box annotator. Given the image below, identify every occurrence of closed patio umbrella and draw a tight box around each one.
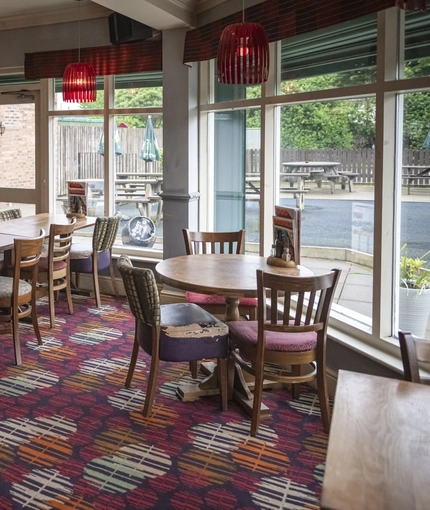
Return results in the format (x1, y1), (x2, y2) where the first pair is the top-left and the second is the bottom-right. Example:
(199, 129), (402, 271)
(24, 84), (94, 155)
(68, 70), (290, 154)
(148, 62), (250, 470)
(98, 127), (124, 156)
(423, 130), (430, 149)
(140, 116), (161, 162)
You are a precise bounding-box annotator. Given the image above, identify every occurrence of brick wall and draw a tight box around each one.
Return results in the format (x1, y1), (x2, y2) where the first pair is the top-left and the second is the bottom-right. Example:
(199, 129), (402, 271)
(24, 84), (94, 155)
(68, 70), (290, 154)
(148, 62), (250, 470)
(0, 103), (35, 188)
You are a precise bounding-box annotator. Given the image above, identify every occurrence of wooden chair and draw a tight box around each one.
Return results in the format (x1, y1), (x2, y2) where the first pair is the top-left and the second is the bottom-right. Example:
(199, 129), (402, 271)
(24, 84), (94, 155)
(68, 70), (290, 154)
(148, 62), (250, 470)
(182, 228), (258, 320)
(398, 330), (430, 384)
(70, 214), (120, 307)
(36, 218), (76, 327)
(117, 255), (229, 416)
(228, 268), (341, 436)
(0, 229), (45, 365)
(0, 208), (22, 221)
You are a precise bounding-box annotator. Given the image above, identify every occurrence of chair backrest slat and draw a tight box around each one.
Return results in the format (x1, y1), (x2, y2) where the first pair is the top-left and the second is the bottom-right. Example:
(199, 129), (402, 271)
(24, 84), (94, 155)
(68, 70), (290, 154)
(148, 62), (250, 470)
(49, 218), (76, 266)
(257, 268), (341, 335)
(183, 229), (245, 255)
(399, 330), (430, 384)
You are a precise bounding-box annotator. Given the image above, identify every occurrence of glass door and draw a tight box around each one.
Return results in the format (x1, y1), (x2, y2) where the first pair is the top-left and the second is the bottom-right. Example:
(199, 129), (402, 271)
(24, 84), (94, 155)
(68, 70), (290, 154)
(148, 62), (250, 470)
(0, 90), (39, 216)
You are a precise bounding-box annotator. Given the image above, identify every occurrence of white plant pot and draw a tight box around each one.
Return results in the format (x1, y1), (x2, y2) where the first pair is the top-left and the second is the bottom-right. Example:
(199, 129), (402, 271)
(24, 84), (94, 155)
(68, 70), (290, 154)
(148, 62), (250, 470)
(399, 287), (430, 338)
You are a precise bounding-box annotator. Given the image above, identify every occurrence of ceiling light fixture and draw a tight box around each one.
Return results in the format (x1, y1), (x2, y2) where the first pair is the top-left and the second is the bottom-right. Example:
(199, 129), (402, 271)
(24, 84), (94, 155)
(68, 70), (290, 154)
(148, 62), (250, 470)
(217, 0), (269, 85)
(62, 0), (96, 102)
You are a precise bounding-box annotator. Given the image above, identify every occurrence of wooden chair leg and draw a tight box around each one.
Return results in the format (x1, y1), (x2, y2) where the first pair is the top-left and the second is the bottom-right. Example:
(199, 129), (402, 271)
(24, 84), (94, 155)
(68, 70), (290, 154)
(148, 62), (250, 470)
(31, 299), (42, 346)
(92, 272), (101, 308)
(292, 365), (301, 399)
(49, 285), (56, 328)
(316, 357), (331, 433)
(125, 337), (140, 388)
(218, 357), (228, 411)
(189, 360), (198, 379)
(12, 310), (21, 366)
(65, 273), (74, 316)
(109, 251), (119, 297)
(250, 358), (265, 437)
(143, 354), (160, 417)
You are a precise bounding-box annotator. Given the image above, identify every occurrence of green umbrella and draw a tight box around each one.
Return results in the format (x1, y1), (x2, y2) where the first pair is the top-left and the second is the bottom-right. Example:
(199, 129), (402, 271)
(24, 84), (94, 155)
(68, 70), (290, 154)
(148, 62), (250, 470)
(423, 130), (430, 149)
(98, 127), (124, 156)
(140, 116), (161, 162)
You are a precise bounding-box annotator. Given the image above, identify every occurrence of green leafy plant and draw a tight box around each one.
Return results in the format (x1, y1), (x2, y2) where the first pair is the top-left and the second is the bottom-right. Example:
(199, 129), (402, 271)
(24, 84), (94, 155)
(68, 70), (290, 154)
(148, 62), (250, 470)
(400, 244), (430, 292)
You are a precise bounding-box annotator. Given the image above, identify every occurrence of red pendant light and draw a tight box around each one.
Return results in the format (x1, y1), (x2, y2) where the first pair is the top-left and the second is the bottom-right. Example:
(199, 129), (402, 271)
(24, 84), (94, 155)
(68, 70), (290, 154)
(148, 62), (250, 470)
(62, 0), (96, 102)
(217, 1), (269, 85)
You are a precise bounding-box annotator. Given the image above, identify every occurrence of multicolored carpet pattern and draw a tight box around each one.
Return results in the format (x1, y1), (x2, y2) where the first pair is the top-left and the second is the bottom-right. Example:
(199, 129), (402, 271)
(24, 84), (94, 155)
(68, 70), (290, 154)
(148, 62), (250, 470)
(0, 294), (328, 509)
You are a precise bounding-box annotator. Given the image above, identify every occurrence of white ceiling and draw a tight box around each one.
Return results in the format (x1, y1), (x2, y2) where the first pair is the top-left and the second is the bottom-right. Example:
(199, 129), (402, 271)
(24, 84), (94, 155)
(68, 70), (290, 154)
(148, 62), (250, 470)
(0, 0), (230, 31)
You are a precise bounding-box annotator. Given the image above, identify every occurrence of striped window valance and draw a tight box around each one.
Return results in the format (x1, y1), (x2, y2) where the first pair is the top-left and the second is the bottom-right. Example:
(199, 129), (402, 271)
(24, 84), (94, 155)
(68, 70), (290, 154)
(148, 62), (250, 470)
(25, 39), (162, 80)
(183, 0), (426, 65)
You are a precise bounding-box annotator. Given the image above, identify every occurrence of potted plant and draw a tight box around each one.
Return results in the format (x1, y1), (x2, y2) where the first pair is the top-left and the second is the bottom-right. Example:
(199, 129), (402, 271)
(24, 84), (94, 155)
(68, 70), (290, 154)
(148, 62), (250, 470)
(399, 245), (430, 337)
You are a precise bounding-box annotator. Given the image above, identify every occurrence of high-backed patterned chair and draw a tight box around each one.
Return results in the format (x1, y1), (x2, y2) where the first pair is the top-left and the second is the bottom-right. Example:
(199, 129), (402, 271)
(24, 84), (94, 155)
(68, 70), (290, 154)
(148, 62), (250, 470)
(182, 228), (258, 320)
(228, 268), (341, 436)
(117, 255), (229, 416)
(398, 330), (430, 384)
(70, 214), (120, 307)
(0, 208), (22, 221)
(37, 218), (76, 327)
(0, 229), (45, 365)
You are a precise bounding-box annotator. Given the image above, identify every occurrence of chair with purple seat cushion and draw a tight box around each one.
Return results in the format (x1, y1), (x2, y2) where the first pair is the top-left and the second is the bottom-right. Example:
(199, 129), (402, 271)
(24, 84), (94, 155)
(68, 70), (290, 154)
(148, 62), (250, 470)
(228, 268), (341, 436)
(70, 214), (120, 308)
(36, 218), (76, 328)
(117, 255), (229, 416)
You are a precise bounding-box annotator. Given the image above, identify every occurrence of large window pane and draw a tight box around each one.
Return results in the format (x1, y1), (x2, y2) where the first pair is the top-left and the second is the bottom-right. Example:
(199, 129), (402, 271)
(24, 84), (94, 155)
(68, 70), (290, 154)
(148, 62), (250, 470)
(398, 91), (430, 340)
(279, 98), (375, 320)
(213, 108), (260, 253)
(404, 7), (430, 79)
(113, 114), (163, 251)
(280, 14), (377, 95)
(114, 72), (162, 108)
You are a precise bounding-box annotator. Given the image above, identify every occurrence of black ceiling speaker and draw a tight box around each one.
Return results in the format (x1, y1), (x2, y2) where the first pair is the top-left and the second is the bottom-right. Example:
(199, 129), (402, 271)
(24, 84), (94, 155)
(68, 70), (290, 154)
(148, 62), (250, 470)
(109, 13), (154, 44)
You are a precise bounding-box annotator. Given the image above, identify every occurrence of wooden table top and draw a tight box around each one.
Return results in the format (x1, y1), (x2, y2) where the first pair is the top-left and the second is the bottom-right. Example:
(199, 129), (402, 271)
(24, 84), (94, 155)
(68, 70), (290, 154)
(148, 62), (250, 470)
(156, 254), (313, 298)
(321, 370), (430, 510)
(0, 213), (97, 251)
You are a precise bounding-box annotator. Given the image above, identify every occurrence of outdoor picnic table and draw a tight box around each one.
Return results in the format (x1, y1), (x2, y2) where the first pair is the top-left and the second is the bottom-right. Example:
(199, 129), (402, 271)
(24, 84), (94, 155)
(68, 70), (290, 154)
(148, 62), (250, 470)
(282, 161), (359, 193)
(402, 164), (430, 194)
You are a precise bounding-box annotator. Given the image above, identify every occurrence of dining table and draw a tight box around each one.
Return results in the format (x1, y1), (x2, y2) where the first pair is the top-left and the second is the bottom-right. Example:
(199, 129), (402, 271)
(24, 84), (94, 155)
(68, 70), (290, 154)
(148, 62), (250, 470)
(321, 370), (430, 510)
(282, 161), (359, 194)
(0, 213), (97, 263)
(156, 253), (314, 415)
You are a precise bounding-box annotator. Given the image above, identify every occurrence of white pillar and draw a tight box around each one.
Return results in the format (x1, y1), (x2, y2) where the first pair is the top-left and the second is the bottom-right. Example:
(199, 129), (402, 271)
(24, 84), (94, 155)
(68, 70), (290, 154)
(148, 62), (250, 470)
(162, 28), (199, 259)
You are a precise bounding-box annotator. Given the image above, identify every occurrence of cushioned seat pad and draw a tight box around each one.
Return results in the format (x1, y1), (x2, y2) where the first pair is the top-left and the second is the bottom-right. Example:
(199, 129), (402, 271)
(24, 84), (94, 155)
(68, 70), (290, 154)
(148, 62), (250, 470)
(138, 303), (229, 362)
(70, 242), (92, 259)
(228, 320), (317, 352)
(38, 257), (67, 272)
(186, 291), (258, 307)
(70, 249), (111, 273)
(0, 277), (32, 298)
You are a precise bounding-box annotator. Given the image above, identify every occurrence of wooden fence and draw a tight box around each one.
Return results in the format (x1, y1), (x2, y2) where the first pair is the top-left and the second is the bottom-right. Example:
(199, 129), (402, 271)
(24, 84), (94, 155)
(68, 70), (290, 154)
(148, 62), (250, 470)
(56, 126), (430, 195)
(247, 148), (430, 187)
(56, 126), (162, 196)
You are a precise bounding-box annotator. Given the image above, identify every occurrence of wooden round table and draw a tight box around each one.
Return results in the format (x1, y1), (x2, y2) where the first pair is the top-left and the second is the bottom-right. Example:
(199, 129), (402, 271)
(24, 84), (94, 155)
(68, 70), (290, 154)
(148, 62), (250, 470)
(156, 254), (313, 321)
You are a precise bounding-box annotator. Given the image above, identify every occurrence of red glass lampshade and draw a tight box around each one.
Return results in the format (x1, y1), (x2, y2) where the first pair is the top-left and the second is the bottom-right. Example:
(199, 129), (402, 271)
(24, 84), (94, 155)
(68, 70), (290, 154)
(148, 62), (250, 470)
(217, 22), (269, 85)
(62, 62), (96, 102)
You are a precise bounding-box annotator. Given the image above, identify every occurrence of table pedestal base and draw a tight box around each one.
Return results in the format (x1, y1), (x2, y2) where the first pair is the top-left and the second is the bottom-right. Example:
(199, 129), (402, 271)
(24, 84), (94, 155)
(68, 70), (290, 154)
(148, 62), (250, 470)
(176, 361), (281, 419)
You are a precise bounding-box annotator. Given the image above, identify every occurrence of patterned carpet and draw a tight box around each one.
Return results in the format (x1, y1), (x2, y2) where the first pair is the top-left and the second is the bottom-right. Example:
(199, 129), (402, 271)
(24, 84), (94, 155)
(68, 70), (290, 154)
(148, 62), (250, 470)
(0, 294), (328, 509)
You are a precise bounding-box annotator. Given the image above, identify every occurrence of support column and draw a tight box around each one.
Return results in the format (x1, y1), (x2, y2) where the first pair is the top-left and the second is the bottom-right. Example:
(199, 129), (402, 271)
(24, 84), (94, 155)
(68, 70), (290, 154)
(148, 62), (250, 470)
(162, 28), (199, 259)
